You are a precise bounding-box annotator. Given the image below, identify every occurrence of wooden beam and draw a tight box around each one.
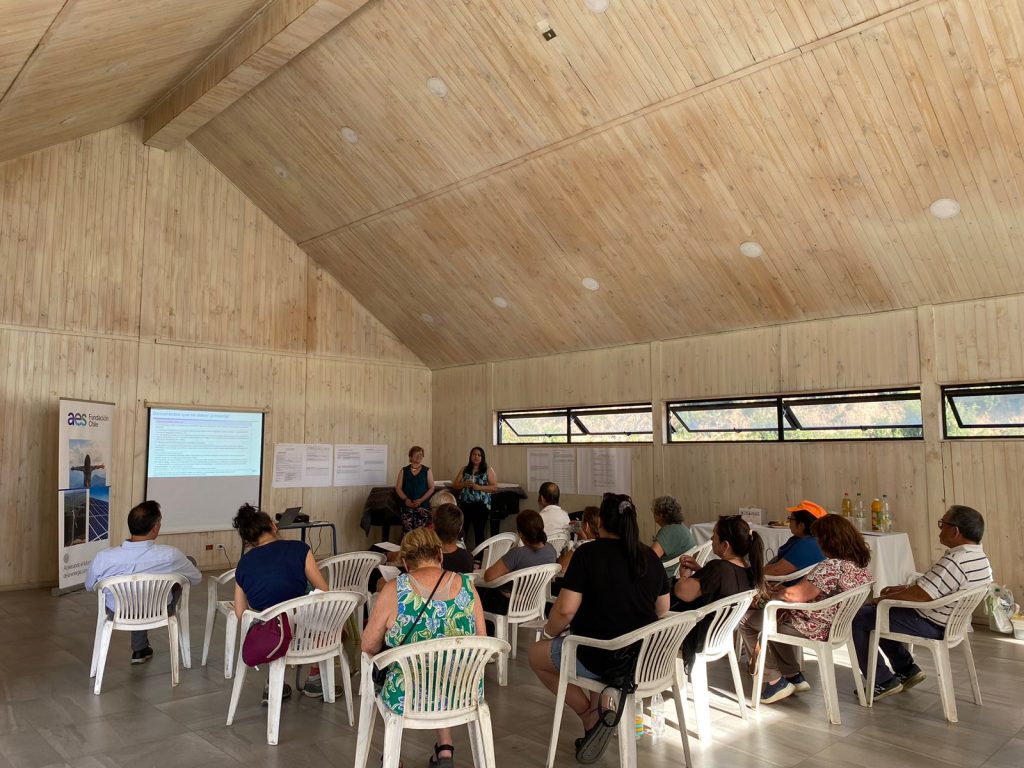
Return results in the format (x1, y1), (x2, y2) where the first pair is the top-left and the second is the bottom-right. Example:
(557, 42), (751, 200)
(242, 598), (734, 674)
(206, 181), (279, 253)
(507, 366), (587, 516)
(143, 0), (368, 150)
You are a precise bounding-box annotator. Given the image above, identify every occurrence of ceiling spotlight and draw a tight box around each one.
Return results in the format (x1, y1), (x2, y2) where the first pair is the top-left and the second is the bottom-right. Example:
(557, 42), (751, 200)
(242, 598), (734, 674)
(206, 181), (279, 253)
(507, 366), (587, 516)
(581, 277), (600, 291)
(420, 313), (434, 323)
(273, 164), (289, 179)
(492, 296), (509, 309)
(585, 0), (611, 12)
(426, 77), (449, 98)
(739, 241), (764, 258)
(929, 198), (961, 220)
(340, 126), (359, 144)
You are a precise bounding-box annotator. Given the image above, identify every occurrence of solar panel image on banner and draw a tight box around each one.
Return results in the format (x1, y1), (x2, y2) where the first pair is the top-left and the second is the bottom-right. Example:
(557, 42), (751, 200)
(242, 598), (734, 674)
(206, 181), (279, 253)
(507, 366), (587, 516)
(88, 487), (109, 542)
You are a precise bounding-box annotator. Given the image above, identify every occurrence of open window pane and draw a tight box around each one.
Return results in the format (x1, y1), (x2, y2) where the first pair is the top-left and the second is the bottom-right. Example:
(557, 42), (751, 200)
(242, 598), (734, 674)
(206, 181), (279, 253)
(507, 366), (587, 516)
(497, 404), (653, 444)
(497, 413), (566, 444)
(944, 383), (1024, 438)
(784, 392), (922, 440)
(668, 400), (778, 442)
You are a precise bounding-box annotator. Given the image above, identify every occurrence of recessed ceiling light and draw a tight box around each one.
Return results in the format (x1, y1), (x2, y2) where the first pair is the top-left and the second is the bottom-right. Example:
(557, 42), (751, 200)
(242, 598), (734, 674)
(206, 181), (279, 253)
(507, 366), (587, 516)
(585, 0), (610, 12)
(340, 126), (359, 144)
(929, 198), (961, 219)
(581, 277), (600, 291)
(420, 313), (434, 323)
(492, 296), (509, 309)
(426, 77), (449, 98)
(739, 241), (764, 258)
(273, 164), (289, 179)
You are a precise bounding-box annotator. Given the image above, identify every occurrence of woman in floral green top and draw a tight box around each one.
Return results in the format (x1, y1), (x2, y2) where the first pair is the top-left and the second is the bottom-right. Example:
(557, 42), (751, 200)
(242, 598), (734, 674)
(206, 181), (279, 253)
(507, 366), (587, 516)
(363, 527), (486, 768)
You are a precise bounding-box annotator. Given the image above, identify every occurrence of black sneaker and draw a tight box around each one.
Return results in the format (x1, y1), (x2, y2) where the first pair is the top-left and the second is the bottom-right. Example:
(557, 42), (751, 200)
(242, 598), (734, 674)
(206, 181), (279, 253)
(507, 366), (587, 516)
(872, 677), (903, 700)
(260, 683), (292, 706)
(130, 647), (154, 665)
(896, 664), (926, 690)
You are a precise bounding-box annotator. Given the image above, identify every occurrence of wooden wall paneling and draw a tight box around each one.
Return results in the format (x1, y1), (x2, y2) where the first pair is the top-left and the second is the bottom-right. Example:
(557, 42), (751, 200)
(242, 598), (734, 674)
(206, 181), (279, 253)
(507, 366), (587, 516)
(661, 327), (782, 400)
(779, 310), (920, 391)
(431, 365), (491, 482)
(0, 123), (147, 336)
(491, 344), (651, 410)
(302, 358), (432, 552)
(305, 261), (423, 365)
(142, 141), (307, 352)
(0, 329), (138, 588)
(933, 295), (1024, 383)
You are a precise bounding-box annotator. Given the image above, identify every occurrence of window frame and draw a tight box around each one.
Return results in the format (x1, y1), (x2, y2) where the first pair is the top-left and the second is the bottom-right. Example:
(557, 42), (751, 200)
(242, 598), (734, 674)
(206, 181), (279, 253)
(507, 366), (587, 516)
(496, 402), (653, 445)
(942, 382), (1024, 439)
(666, 387), (923, 444)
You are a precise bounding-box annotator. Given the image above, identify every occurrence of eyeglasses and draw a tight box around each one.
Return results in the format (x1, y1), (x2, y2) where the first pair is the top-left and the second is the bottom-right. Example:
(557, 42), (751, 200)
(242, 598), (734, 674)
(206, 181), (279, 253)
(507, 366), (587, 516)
(937, 519), (957, 530)
(785, 515), (793, 522)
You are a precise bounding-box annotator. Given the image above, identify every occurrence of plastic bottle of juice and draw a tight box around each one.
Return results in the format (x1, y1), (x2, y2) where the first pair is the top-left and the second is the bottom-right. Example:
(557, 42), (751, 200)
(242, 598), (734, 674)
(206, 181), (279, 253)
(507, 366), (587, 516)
(841, 491), (852, 518)
(871, 498), (883, 532)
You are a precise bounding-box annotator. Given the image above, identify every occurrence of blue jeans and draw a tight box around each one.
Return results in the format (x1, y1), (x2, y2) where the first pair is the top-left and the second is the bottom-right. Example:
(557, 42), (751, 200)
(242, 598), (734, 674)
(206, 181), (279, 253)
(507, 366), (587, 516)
(852, 604), (944, 684)
(549, 635), (601, 681)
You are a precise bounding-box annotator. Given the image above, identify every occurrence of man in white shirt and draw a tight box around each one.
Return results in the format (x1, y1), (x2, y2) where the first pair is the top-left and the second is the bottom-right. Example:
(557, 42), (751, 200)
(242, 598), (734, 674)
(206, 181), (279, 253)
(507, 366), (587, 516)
(85, 500), (202, 664)
(851, 504), (992, 700)
(537, 482), (570, 536)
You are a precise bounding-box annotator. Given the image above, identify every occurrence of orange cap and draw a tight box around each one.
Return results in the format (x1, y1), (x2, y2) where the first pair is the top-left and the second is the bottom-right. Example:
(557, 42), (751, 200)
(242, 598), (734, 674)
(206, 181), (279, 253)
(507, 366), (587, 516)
(785, 500), (828, 519)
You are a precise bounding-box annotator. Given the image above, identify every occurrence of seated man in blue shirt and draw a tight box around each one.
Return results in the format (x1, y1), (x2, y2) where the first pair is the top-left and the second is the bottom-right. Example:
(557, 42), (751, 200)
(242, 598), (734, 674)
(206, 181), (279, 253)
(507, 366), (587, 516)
(763, 500), (826, 585)
(85, 500), (202, 664)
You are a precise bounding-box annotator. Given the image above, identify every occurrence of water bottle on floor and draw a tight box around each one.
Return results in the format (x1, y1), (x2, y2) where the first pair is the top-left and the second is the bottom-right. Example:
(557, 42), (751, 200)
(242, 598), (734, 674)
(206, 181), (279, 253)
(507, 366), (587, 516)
(635, 697), (645, 740)
(651, 692), (666, 738)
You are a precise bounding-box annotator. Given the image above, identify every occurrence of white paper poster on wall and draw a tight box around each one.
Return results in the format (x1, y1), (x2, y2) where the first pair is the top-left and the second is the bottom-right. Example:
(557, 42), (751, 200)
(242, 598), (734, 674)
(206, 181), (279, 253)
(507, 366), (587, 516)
(526, 447), (577, 493)
(57, 398), (115, 590)
(333, 444), (388, 487)
(272, 443), (333, 488)
(576, 446), (631, 496)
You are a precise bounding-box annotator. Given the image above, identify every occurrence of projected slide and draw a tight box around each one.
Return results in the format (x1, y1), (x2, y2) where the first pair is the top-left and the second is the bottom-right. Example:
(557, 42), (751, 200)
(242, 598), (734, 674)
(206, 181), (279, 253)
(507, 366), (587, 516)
(146, 408), (264, 533)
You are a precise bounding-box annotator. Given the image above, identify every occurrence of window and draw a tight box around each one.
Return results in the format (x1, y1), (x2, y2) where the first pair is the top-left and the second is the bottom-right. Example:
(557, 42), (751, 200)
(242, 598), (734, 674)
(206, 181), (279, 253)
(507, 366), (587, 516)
(943, 382), (1024, 438)
(497, 404), (653, 444)
(667, 389), (922, 443)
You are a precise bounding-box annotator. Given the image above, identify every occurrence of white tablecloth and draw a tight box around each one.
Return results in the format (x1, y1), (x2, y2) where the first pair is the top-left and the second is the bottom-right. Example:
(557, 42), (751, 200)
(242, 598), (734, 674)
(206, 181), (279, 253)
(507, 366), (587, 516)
(689, 522), (917, 594)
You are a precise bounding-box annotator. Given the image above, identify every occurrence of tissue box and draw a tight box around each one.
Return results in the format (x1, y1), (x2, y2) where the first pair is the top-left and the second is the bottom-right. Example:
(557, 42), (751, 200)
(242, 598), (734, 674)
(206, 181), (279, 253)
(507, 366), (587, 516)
(739, 507), (763, 526)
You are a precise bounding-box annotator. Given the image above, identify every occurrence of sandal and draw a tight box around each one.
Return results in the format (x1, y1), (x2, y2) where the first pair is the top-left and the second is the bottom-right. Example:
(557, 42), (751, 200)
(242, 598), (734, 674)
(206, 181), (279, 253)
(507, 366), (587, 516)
(575, 720), (613, 764)
(429, 743), (454, 768)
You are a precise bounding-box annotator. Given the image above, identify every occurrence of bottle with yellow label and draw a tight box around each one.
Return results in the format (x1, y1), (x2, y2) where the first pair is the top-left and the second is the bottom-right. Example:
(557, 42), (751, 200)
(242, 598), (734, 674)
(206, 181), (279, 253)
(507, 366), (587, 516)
(841, 491), (852, 518)
(871, 497), (883, 532)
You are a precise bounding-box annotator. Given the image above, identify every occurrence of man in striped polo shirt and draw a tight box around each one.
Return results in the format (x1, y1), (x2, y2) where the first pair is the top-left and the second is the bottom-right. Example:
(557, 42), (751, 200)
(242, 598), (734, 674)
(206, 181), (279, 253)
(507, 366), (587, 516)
(851, 504), (992, 700)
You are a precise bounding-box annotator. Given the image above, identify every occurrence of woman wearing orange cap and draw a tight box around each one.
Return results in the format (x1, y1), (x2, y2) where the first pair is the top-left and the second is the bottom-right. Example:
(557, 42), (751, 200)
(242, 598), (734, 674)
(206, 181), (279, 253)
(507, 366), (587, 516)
(763, 500), (826, 583)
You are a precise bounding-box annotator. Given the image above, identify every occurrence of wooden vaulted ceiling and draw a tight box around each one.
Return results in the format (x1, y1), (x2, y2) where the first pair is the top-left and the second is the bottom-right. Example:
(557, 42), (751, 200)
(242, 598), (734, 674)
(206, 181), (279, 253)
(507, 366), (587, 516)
(5, 1), (1024, 369)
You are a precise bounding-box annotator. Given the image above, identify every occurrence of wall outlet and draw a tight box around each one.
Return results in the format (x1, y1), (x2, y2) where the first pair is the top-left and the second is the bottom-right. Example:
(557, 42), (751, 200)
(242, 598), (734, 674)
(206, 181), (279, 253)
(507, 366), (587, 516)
(205, 544), (214, 550)
(216, 544), (226, 551)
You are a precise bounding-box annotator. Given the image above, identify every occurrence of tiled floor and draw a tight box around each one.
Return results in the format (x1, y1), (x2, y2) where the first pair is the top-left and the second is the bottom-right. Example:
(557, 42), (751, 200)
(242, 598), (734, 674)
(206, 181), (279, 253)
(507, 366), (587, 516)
(1, 585), (1022, 768)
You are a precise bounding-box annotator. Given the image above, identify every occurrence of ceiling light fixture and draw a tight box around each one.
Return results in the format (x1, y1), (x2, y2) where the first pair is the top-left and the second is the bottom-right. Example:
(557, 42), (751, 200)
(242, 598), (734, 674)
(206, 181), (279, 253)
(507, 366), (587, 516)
(340, 126), (359, 144)
(585, 0), (611, 12)
(929, 197), (961, 220)
(273, 164), (289, 179)
(492, 296), (509, 309)
(426, 77), (449, 98)
(739, 241), (764, 258)
(581, 277), (600, 291)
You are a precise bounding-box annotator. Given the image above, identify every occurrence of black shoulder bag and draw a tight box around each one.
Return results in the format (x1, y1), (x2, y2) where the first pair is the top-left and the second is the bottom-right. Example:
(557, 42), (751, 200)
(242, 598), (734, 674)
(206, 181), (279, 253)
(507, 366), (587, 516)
(371, 571), (446, 689)
(596, 640), (642, 727)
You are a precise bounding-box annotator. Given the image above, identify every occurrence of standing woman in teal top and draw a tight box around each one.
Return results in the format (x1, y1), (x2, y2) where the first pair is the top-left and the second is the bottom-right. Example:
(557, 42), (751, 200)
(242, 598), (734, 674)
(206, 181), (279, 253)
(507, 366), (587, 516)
(396, 445), (435, 533)
(452, 446), (497, 550)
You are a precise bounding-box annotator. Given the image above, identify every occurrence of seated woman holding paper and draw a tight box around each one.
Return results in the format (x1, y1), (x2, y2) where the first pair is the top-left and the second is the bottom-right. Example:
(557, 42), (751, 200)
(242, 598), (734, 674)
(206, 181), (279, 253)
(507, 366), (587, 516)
(478, 509), (557, 616)
(362, 527), (486, 768)
(233, 503), (331, 700)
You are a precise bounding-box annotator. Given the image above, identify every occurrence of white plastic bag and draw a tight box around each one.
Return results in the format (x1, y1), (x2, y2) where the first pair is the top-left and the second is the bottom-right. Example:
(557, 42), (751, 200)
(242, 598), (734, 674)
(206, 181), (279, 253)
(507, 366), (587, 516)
(985, 584), (1015, 634)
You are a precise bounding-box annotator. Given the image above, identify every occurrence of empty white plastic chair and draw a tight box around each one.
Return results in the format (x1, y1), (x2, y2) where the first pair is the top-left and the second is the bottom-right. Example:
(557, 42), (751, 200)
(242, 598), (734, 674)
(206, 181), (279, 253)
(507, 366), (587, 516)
(472, 532), (517, 572)
(354, 636), (510, 768)
(90, 573), (192, 694)
(478, 563), (561, 685)
(689, 589), (756, 741)
(752, 581), (873, 725)
(866, 584), (987, 722)
(201, 568), (238, 678)
(226, 590), (363, 745)
(545, 611), (700, 768)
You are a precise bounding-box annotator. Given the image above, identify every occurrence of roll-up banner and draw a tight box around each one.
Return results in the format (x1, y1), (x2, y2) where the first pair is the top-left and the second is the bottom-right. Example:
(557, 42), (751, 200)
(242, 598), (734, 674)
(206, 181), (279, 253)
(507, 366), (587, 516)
(57, 398), (114, 591)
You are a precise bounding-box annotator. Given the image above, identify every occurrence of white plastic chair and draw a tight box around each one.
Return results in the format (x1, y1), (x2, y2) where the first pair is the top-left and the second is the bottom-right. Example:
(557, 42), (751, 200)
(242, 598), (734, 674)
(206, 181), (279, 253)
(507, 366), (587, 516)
(689, 590), (756, 741)
(547, 532), (572, 556)
(752, 581), (873, 724)
(319, 551), (387, 593)
(866, 584), (987, 722)
(545, 611), (701, 768)
(201, 568), (237, 678)
(472, 532), (517, 571)
(354, 636), (510, 768)
(662, 554), (682, 578)
(478, 564), (561, 685)
(686, 540), (714, 567)
(764, 564), (816, 583)
(226, 590), (363, 745)
(90, 573), (192, 694)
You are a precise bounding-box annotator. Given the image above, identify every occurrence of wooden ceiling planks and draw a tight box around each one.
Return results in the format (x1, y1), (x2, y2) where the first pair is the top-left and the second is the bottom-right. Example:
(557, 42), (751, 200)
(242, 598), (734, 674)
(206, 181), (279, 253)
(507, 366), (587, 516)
(0, 0), (66, 99)
(283, 0), (1024, 367)
(0, 0), (270, 163)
